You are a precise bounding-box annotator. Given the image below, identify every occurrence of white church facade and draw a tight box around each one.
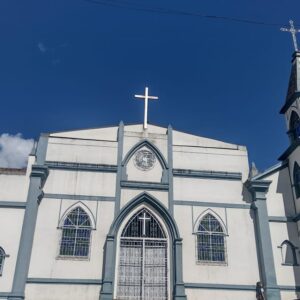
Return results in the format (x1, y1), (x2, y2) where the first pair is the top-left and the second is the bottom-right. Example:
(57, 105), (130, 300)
(0, 48), (300, 300)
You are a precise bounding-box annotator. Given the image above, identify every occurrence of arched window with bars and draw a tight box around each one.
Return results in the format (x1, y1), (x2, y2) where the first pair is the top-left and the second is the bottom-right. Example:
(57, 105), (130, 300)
(59, 207), (92, 257)
(196, 213), (226, 264)
(279, 240), (298, 266)
(294, 162), (300, 199)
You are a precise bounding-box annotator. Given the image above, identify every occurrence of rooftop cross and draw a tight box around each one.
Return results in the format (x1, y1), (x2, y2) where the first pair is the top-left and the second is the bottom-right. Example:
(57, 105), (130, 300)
(138, 212), (151, 236)
(281, 20), (300, 52)
(134, 87), (158, 130)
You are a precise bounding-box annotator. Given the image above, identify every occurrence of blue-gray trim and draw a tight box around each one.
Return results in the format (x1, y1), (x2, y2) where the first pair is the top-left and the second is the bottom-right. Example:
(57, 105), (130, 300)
(174, 200), (251, 209)
(0, 202), (26, 209)
(100, 192), (186, 300)
(44, 193), (115, 202)
(184, 283), (256, 291)
(246, 180), (281, 300)
(268, 216), (295, 223)
(293, 213), (300, 222)
(26, 278), (102, 285)
(168, 125), (174, 215)
(280, 91), (300, 114)
(2, 292), (25, 299)
(114, 121), (124, 217)
(173, 169), (242, 180)
(10, 135), (49, 300)
(253, 162), (288, 180)
(45, 161), (117, 173)
(120, 180), (169, 190)
(279, 139), (300, 161)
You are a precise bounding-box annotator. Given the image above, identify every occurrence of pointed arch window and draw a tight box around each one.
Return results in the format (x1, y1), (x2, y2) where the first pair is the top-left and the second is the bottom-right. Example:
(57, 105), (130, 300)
(59, 207), (92, 257)
(0, 247), (8, 276)
(289, 111), (300, 141)
(279, 240), (298, 266)
(294, 162), (300, 198)
(196, 213), (226, 263)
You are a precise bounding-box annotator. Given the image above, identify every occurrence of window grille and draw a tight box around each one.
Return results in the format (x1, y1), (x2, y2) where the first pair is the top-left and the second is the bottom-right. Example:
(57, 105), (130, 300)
(0, 248), (6, 275)
(294, 162), (300, 198)
(196, 213), (226, 264)
(59, 207), (92, 257)
(117, 208), (168, 300)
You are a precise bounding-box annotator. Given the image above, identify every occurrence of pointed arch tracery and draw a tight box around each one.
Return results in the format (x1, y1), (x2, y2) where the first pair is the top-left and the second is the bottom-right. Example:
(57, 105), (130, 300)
(195, 212), (227, 264)
(59, 206), (92, 257)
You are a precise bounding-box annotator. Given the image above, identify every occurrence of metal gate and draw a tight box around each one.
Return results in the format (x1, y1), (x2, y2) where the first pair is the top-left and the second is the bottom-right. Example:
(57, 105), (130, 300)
(116, 209), (168, 300)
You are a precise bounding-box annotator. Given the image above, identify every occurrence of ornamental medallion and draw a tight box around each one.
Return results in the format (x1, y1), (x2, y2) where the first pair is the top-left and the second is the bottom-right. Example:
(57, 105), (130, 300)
(134, 150), (156, 171)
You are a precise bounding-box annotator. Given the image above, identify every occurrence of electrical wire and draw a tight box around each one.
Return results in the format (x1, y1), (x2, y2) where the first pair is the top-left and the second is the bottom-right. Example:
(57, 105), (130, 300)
(83, 0), (288, 27)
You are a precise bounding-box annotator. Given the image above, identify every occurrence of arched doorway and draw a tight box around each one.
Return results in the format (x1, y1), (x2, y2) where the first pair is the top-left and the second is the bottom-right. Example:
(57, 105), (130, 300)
(116, 208), (168, 300)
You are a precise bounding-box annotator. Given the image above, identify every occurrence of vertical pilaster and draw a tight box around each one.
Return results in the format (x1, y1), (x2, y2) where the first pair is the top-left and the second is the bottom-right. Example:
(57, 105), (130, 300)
(9, 135), (49, 300)
(114, 121), (124, 217)
(99, 236), (115, 300)
(173, 239), (187, 299)
(246, 180), (281, 300)
(168, 125), (174, 216)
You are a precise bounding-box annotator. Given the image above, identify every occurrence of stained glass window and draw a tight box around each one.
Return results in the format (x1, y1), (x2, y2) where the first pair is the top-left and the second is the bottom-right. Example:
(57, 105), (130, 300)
(196, 214), (226, 263)
(59, 207), (92, 257)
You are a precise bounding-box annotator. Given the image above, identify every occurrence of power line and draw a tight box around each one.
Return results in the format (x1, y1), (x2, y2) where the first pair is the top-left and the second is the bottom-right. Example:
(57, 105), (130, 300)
(83, 0), (288, 27)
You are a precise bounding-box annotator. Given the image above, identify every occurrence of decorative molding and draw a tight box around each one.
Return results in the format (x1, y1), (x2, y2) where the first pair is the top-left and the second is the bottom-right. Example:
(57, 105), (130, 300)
(269, 216), (295, 223)
(0, 292), (25, 299)
(31, 165), (49, 187)
(0, 201), (26, 209)
(121, 180), (169, 191)
(26, 278), (102, 285)
(173, 169), (242, 181)
(184, 283), (256, 291)
(45, 161), (117, 173)
(174, 200), (250, 209)
(44, 193), (115, 202)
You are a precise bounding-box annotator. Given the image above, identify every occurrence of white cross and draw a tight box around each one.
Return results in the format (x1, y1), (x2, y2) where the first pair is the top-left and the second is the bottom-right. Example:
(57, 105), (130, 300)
(281, 20), (300, 52)
(134, 87), (158, 130)
(138, 211), (151, 236)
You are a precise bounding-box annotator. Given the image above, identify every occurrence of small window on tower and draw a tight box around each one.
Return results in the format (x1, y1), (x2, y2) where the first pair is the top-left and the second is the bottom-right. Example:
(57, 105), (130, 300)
(294, 162), (300, 199)
(289, 111), (300, 141)
(59, 207), (92, 258)
(279, 240), (298, 266)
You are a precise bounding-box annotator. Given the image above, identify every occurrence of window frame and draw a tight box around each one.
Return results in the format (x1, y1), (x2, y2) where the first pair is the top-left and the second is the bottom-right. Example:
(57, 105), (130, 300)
(57, 207), (93, 260)
(195, 213), (227, 266)
(278, 240), (299, 266)
(294, 162), (300, 199)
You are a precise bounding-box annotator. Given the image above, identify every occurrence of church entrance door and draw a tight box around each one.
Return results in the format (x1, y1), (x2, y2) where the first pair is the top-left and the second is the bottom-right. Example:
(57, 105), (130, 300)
(116, 208), (168, 300)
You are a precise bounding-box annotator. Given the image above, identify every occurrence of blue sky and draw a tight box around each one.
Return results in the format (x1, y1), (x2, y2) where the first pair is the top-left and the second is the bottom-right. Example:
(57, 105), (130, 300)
(0, 0), (299, 170)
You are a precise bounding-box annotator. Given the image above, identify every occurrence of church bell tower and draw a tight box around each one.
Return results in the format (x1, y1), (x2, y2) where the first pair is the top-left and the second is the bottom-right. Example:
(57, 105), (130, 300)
(279, 46), (300, 201)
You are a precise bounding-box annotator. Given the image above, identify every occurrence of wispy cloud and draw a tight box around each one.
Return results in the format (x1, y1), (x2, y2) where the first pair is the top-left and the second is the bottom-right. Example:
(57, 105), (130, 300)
(0, 134), (34, 168)
(37, 42), (47, 53)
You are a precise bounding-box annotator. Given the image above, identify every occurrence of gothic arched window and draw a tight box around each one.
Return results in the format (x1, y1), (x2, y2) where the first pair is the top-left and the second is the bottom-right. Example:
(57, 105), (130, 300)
(279, 240), (298, 266)
(294, 162), (300, 199)
(289, 111), (300, 141)
(59, 207), (92, 257)
(0, 247), (7, 276)
(196, 213), (226, 263)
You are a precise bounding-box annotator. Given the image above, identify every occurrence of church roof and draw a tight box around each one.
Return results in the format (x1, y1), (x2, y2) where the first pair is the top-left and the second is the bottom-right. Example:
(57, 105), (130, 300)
(280, 51), (300, 114)
(49, 123), (246, 150)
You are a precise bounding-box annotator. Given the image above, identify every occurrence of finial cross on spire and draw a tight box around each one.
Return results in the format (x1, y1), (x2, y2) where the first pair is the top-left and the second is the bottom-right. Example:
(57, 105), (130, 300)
(281, 20), (300, 52)
(134, 87), (158, 130)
